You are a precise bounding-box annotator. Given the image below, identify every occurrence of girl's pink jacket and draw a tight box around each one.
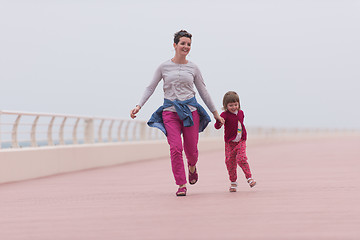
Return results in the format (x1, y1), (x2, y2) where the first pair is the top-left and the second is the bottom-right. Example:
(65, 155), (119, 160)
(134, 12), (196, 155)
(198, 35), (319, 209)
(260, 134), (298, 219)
(214, 110), (247, 143)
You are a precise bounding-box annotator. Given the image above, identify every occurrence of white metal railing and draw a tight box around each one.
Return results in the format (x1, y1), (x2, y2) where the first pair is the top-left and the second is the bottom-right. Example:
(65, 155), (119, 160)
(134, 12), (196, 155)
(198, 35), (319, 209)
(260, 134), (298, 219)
(1, 110), (358, 150)
(0, 110), (169, 149)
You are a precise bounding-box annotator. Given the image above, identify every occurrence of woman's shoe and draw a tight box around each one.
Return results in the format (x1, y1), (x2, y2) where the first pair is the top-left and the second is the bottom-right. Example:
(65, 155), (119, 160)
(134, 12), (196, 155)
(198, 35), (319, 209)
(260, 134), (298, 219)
(247, 178), (257, 188)
(229, 182), (238, 192)
(176, 187), (187, 196)
(188, 166), (198, 185)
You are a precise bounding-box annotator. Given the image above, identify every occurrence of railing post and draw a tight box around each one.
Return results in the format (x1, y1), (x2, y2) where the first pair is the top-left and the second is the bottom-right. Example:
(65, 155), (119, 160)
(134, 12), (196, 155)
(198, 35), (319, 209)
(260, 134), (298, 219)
(117, 121), (123, 141)
(47, 117), (55, 146)
(123, 121), (129, 141)
(140, 122), (147, 141)
(134, 122), (139, 141)
(59, 117), (67, 145)
(98, 119), (104, 143)
(72, 118), (80, 144)
(31, 116), (40, 147)
(108, 120), (114, 142)
(12, 115), (21, 148)
(84, 118), (94, 144)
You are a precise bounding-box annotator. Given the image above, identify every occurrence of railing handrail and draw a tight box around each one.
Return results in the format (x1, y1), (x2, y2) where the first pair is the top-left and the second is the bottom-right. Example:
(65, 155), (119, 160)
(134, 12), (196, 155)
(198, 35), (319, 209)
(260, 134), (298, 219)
(0, 110), (172, 150)
(0, 110), (125, 121)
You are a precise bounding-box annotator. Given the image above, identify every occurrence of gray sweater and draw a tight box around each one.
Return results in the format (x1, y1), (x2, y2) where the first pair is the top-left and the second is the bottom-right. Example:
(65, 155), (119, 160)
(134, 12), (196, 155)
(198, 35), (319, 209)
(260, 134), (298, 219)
(138, 59), (216, 113)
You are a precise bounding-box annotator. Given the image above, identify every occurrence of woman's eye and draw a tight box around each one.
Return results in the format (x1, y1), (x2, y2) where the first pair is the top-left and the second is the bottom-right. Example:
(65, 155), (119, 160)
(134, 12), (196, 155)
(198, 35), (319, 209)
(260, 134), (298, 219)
(179, 42), (191, 46)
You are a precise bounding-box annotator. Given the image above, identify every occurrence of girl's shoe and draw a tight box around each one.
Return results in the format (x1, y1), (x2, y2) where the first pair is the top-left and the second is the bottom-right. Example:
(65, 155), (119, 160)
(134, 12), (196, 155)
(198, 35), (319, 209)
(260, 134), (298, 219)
(229, 182), (238, 192)
(188, 166), (198, 185)
(176, 187), (187, 196)
(247, 178), (257, 188)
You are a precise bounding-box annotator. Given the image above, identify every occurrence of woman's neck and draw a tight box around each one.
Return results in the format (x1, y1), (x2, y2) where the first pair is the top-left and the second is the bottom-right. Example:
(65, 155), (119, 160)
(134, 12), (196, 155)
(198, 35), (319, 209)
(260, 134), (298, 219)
(171, 55), (188, 64)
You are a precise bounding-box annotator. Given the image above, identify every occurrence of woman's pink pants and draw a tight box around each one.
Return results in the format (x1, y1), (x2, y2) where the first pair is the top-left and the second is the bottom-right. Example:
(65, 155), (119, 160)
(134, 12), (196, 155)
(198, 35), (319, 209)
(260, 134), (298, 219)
(162, 111), (200, 186)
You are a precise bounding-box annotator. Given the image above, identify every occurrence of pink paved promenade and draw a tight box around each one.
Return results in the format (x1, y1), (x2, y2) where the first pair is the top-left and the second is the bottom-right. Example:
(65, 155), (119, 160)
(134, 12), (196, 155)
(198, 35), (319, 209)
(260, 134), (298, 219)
(0, 135), (359, 240)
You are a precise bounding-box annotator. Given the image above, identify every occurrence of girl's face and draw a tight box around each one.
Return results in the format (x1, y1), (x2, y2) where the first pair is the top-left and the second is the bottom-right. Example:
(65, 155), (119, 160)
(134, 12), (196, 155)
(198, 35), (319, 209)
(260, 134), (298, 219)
(226, 102), (239, 114)
(174, 37), (191, 57)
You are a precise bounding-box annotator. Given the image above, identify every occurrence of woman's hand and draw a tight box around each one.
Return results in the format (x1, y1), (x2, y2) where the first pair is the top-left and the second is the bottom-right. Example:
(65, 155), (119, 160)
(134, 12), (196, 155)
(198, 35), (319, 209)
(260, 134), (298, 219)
(212, 110), (224, 125)
(130, 105), (141, 119)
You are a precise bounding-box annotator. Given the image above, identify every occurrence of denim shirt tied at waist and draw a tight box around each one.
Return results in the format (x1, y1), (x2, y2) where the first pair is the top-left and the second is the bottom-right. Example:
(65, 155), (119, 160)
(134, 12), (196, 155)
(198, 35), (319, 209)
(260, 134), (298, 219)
(147, 97), (211, 136)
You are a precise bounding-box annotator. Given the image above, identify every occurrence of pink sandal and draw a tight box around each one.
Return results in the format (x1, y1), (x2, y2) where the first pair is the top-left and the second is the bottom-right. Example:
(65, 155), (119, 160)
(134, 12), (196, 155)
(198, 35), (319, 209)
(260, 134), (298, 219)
(176, 187), (187, 196)
(188, 166), (198, 185)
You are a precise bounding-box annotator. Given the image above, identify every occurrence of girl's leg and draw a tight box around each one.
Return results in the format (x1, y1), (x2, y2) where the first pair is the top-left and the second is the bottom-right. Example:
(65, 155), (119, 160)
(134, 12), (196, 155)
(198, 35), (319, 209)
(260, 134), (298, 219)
(182, 111), (200, 167)
(162, 111), (186, 186)
(225, 142), (238, 182)
(236, 140), (252, 179)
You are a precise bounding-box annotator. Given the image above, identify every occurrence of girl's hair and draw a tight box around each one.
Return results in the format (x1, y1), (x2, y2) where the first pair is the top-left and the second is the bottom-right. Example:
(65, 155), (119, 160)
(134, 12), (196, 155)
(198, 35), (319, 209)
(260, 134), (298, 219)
(223, 91), (240, 110)
(174, 30), (192, 44)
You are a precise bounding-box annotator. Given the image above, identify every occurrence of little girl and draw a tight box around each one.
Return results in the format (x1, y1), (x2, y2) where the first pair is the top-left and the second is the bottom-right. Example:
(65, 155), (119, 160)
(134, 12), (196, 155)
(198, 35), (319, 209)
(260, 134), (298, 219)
(214, 91), (256, 192)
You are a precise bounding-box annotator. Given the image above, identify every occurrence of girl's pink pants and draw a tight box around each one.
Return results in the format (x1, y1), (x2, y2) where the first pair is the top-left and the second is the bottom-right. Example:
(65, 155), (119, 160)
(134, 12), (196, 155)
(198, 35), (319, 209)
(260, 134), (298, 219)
(162, 111), (200, 186)
(225, 140), (252, 182)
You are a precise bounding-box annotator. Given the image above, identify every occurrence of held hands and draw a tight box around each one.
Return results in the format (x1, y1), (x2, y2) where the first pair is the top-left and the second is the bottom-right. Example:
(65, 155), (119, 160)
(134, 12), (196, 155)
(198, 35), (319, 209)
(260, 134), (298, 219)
(213, 111), (224, 126)
(131, 107), (224, 124)
(130, 105), (141, 119)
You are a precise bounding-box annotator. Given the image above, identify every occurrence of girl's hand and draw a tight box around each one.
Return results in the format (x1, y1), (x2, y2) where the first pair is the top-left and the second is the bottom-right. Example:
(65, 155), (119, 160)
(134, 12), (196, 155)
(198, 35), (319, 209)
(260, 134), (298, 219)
(130, 105), (141, 119)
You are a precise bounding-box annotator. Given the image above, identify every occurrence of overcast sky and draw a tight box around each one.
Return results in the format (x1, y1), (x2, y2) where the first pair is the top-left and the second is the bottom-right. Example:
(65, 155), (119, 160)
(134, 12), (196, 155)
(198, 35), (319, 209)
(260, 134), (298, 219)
(1, 0), (359, 130)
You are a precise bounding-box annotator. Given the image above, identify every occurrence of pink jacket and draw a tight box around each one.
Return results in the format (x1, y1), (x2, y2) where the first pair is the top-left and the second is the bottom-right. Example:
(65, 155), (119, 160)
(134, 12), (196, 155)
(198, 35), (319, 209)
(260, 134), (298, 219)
(214, 110), (247, 143)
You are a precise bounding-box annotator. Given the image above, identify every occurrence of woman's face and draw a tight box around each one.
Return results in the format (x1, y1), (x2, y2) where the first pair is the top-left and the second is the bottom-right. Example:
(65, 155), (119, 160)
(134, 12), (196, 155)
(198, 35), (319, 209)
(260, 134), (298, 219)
(174, 37), (191, 57)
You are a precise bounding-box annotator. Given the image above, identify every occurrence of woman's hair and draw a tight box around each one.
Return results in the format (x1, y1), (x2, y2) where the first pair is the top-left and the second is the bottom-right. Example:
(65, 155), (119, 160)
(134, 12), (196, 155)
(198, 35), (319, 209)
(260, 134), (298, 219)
(174, 30), (192, 44)
(223, 91), (240, 110)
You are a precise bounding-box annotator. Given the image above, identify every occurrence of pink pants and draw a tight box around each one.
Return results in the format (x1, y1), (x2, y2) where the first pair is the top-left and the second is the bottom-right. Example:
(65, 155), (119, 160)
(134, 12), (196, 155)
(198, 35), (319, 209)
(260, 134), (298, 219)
(225, 140), (252, 182)
(162, 111), (200, 186)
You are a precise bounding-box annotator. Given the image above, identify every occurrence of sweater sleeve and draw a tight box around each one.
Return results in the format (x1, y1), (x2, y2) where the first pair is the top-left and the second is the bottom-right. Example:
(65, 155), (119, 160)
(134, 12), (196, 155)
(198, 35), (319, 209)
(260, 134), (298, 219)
(138, 65), (162, 107)
(239, 110), (245, 122)
(193, 65), (217, 113)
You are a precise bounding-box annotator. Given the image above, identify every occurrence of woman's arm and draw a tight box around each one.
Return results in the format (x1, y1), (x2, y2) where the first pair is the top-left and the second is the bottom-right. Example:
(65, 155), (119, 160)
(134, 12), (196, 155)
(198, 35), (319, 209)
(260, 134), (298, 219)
(138, 66), (162, 107)
(193, 65), (217, 113)
(212, 110), (224, 125)
(130, 65), (162, 119)
(214, 111), (225, 128)
(130, 105), (141, 119)
(193, 65), (225, 124)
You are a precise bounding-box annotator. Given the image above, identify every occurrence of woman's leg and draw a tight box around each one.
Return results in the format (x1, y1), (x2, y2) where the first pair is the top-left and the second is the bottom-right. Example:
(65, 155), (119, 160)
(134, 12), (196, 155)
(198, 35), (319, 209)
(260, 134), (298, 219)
(182, 111), (200, 167)
(236, 140), (252, 179)
(225, 142), (238, 182)
(162, 111), (187, 186)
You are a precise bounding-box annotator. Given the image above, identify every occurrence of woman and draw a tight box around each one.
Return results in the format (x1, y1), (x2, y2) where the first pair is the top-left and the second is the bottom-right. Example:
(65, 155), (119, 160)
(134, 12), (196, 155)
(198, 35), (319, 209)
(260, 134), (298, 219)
(130, 30), (224, 196)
